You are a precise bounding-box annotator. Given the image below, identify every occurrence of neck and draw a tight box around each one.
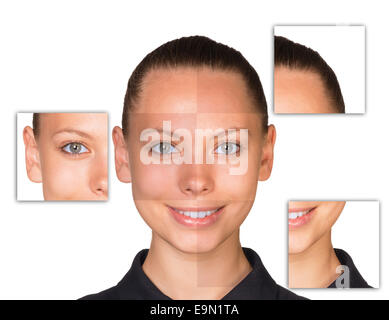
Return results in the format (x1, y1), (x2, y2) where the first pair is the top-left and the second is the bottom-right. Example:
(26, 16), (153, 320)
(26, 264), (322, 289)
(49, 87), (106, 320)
(142, 230), (252, 300)
(288, 231), (341, 288)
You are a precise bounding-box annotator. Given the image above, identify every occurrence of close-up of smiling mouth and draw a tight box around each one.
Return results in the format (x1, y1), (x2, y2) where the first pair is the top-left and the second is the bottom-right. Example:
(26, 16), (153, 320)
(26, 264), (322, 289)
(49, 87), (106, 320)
(288, 206), (317, 230)
(167, 205), (225, 228)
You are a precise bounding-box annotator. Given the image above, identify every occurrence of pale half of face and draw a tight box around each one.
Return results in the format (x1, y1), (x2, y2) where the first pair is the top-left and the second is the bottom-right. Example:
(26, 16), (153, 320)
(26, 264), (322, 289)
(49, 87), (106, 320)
(274, 67), (335, 114)
(288, 201), (346, 254)
(23, 113), (108, 200)
(113, 67), (276, 254)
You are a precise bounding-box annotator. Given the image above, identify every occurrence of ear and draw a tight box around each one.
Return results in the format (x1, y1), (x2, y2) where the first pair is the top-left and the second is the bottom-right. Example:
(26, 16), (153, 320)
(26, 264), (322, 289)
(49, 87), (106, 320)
(258, 124), (276, 181)
(23, 126), (42, 183)
(112, 126), (132, 183)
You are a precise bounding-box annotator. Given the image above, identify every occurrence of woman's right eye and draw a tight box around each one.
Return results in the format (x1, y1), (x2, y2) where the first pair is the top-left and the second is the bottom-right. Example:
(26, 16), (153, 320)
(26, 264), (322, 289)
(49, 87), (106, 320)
(62, 142), (89, 154)
(151, 142), (178, 154)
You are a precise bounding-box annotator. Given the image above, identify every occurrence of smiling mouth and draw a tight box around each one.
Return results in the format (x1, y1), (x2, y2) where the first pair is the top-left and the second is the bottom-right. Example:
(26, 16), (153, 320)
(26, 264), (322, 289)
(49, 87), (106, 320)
(167, 205), (225, 227)
(288, 207), (316, 229)
(172, 207), (221, 219)
(288, 208), (314, 220)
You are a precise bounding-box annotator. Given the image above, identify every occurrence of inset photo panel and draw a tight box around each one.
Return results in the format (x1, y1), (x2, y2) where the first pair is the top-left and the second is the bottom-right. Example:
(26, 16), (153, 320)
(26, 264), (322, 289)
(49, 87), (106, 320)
(17, 112), (108, 201)
(288, 200), (379, 289)
(274, 25), (365, 114)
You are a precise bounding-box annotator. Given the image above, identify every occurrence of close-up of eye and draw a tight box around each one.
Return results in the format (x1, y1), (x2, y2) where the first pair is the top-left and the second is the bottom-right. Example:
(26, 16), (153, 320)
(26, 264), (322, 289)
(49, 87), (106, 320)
(62, 142), (89, 155)
(151, 142), (179, 155)
(215, 142), (240, 155)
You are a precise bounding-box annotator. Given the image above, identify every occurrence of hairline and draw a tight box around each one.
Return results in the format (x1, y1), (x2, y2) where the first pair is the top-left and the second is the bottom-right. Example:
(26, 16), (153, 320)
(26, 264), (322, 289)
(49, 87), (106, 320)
(123, 65), (267, 135)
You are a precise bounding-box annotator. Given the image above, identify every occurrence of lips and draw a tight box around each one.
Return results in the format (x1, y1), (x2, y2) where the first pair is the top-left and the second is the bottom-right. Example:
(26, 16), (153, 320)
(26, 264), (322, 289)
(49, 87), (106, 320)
(288, 207), (316, 230)
(167, 205), (225, 228)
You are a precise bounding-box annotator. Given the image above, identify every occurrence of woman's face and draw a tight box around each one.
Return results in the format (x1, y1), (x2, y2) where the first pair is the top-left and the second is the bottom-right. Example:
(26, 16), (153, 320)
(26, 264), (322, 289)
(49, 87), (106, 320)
(24, 113), (108, 200)
(274, 67), (335, 113)
(114, 67), (275, 254)
(288, 201), (346, 254)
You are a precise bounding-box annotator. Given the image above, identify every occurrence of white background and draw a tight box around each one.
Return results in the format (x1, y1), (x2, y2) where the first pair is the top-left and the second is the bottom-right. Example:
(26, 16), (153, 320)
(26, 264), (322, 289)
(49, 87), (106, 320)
(274, 25), (365, 114)
(0, 0), (387, 300)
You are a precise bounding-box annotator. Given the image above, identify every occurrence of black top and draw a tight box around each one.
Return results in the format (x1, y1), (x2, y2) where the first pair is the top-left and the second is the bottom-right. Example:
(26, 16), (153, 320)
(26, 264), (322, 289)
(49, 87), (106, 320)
(328, 248), (372, 288)
(80, 247), (307, 300)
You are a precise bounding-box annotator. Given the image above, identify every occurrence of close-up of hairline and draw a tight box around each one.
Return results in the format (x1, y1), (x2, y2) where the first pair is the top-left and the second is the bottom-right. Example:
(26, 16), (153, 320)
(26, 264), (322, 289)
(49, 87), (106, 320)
(274, 35), (345, 113)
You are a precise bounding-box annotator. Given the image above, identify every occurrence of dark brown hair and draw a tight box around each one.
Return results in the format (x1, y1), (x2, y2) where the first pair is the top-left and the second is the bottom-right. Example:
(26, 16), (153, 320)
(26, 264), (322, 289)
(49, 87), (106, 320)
(274, 35), (345, 113)
(122, 35), (268, 135)
(32, 113), (39, 136)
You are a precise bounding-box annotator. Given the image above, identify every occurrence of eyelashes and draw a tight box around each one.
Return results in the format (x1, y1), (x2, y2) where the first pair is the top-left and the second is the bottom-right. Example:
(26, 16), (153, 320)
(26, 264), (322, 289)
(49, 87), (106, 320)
(151, 142), (179, 155)
(61, 142), (90, 156)
(150, 141), (241, 155)
(215, 142), (240, 155)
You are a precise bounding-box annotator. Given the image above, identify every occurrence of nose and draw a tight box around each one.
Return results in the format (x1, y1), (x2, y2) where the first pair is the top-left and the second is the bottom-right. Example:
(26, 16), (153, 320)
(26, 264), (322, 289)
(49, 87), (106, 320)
(90, 153), (108, 199)
(178, 164), (214, 197)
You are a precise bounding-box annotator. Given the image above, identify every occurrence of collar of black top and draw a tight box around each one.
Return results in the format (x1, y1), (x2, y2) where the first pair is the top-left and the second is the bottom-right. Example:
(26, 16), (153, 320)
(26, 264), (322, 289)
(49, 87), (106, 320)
(80, 247), (306, 300)
(328, 248), (372, 288)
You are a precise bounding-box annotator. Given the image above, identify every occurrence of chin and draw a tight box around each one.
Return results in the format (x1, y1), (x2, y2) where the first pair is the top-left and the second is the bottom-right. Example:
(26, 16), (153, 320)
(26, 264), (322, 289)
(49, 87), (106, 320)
(289, 237), (312, 255)
(171, 234), (222, 255)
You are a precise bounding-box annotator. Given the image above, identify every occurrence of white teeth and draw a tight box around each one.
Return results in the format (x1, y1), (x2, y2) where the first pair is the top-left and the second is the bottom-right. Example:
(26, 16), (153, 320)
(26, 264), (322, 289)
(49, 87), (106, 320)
(288, 210), (310, 220)
(289, 212), (298, 219)
(174, 208), (219, 218)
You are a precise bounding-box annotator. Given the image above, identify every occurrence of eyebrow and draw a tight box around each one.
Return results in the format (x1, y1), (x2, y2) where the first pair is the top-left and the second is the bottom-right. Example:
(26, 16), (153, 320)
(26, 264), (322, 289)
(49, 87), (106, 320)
(52, 129), (94, 140)
(141, 128), (183, 139)
(214, 127), (251, 137)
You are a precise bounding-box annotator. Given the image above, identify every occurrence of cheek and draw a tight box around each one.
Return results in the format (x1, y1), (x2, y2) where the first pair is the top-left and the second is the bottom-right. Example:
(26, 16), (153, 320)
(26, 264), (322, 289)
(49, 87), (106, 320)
(215, 166), (258, 201)
(131, 163), (178, 201)
(40, 151), (90, 199)
(289, 228), (317, 254)
(325, 202), (345, 225)
(215, 148), (260, 201)
(314, 203), (342, 235)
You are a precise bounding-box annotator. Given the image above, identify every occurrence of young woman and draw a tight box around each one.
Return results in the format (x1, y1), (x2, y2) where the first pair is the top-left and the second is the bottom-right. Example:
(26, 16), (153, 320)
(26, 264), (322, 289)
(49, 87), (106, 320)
(23, 112), (108, 200)
(82, 36), (305, 300)
(274, 35), (345, 114)
(288, 201), (371, 288)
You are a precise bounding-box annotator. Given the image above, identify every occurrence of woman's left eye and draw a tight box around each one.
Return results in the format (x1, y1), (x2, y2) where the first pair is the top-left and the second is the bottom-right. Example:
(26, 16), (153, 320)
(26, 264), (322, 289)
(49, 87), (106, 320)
(62, 142), (89, 154)
(151, 142), (179, 154)
(215, 142), (239, 155)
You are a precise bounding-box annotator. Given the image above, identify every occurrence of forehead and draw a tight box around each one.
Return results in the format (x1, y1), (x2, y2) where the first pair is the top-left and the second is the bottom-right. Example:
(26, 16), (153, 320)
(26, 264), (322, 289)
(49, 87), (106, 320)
(129, 112), (260, 136)
(136, 67), (257, 114)
(130, 67), (262, 135)
(38, 113), (107, 134)
(274, 67), (334, 113)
